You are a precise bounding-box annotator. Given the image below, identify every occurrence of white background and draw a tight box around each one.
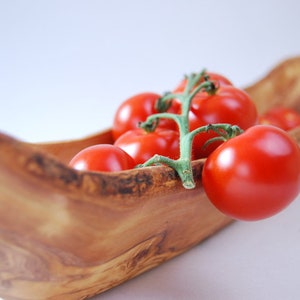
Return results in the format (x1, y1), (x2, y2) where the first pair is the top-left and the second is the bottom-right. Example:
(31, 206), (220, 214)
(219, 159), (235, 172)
(1, 1), (300, 299)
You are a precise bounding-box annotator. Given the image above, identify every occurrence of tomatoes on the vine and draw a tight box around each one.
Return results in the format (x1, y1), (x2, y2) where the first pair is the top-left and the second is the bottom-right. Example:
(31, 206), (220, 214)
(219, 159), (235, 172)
(114, 128), (180, 165)
(112, 92), (179, 141)
(69, 144), (135, 172)
(190, 85), (258, 158)
(259, 106), (300, 131)
(202, 125), (300, 221)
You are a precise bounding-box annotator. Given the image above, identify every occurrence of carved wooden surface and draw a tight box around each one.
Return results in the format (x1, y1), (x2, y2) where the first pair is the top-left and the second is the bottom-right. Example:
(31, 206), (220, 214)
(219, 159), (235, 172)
(0, 134), (232, 300)
(0, 56), (300, 300)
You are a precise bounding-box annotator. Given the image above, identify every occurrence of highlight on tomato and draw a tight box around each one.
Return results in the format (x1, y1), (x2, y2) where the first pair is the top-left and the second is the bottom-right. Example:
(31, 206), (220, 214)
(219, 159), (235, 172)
(69, 144), (135, 172)
(202, 125), (300, 221)
(114, 128), (180, 165)
(112, 92), (179, 141)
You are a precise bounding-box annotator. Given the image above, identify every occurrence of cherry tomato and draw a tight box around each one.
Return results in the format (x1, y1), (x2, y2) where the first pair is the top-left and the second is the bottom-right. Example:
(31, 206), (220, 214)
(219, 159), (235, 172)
(190, 85), (258, 159)
(202, 125), (300, 221)
(173, 71), (233, 93)
(259, 106), (300, 131)
(112, 92), (179, 141)
(114, 128), (180, 165)
(258, 113), (285, 129)
(69, 144), (135, 172)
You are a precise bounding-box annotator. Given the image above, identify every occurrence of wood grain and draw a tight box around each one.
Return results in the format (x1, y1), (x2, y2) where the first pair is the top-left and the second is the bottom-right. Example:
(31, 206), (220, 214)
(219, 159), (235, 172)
(0, 133), (232, 299)
(245, 56), (300, 113)
(1, 56), (300, 300)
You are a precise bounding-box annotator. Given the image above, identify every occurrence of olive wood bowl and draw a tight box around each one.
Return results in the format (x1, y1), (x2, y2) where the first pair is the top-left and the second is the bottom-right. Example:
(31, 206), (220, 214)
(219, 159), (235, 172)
(1, 56), (300, 300)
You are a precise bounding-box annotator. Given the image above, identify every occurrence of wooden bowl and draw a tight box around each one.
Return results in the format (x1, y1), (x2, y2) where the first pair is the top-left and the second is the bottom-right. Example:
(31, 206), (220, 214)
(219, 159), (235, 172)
(1, 57), (300, 300)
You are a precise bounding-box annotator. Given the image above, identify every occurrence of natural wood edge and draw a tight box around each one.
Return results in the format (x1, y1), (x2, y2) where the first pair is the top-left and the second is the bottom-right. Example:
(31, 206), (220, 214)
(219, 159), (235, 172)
(31, 129), (114, 165)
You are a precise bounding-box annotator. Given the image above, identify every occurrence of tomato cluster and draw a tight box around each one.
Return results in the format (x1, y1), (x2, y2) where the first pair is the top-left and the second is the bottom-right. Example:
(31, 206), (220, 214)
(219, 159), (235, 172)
(68, 69), (300, 222)
(112, 71), (258, 163)
(112, 92), (180, 164)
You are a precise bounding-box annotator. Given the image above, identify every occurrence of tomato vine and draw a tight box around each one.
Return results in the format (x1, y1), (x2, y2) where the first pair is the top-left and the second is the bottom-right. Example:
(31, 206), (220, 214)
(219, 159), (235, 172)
(138, 72), (243, 189)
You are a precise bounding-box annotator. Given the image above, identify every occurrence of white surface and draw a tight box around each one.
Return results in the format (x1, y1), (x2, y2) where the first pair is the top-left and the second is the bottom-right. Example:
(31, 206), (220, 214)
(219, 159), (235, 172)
(1, 1), (300, 299)
(98, 196), (300, 300)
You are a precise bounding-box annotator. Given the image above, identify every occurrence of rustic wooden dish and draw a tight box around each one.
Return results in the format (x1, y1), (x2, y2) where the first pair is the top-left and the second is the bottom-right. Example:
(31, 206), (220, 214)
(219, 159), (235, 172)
(1, 57), (300, 300)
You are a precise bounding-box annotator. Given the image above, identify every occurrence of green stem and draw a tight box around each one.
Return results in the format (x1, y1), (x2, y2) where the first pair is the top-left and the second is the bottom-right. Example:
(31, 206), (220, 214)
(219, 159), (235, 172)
(189, 123), (243, 142)
(138, 72), (242, 189)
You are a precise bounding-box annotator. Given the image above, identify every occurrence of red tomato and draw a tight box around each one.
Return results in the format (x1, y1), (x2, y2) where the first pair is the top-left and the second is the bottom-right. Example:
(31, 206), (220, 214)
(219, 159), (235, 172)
(258, 114), (285, 128)
(188, 110), (224, 158)
(190, 85), (258, 159)
(112, 92), (179, 141)
(173, 71), (233, 93)
(202, 125), (300, 221)
(69, 144), (135, 172)
(259, 106), (300, 131)
(114, 128), (180, 165)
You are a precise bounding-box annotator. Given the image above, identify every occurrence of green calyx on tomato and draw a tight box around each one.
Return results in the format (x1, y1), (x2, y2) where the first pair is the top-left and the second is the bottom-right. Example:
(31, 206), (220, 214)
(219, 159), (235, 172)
(112, 92), (179, 140)
(173, 70), (233, 94)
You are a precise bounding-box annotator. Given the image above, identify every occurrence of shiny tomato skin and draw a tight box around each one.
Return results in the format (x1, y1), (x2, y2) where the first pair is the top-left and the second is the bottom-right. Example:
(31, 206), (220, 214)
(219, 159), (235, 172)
(202, 125), (300, 221)
(259, 107), (300, 131)
(191, 85), (257, 131)
(191, 85), (258, 159)
(69, 144), (135, 172)
(173, 71), (233, 93)
(114, 128), (180, 165)
(112, 92), (179, 141)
